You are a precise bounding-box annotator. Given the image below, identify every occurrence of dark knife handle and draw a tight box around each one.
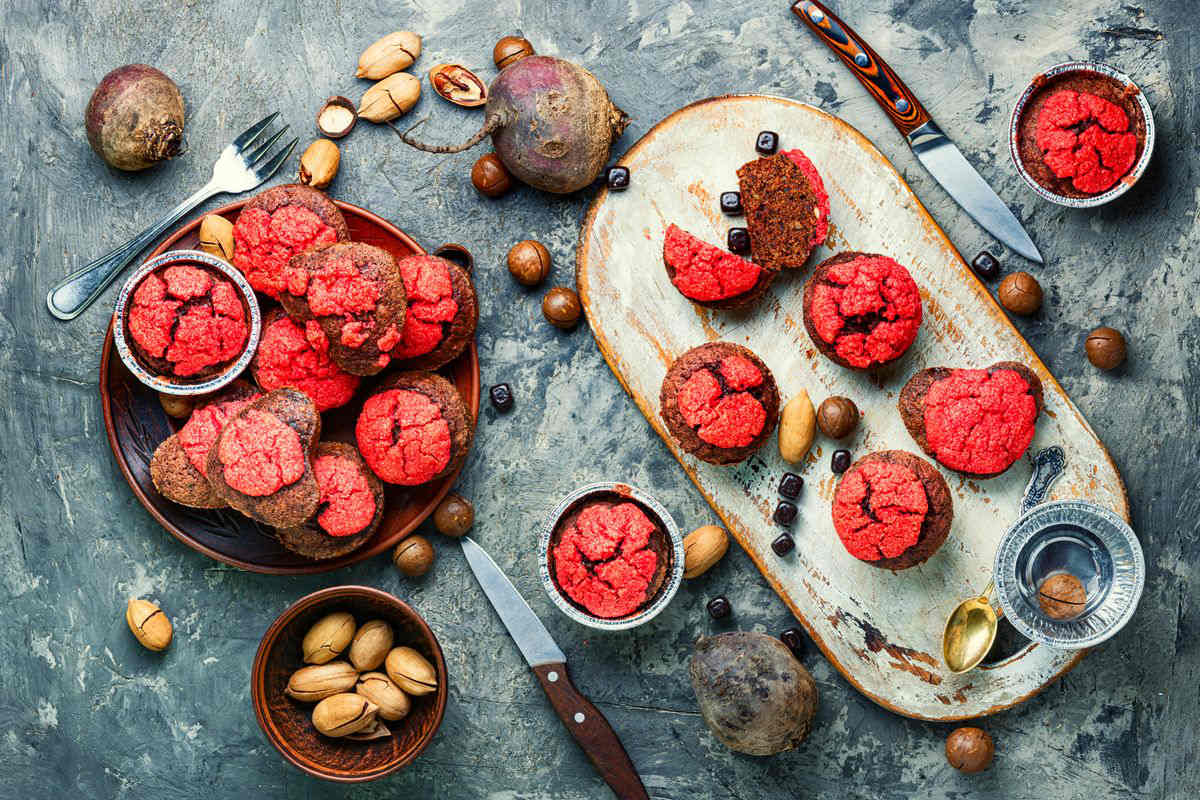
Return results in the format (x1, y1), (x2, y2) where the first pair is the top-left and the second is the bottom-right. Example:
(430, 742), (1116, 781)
(792, 0), (932, 137)
(532, 662), (649, 800)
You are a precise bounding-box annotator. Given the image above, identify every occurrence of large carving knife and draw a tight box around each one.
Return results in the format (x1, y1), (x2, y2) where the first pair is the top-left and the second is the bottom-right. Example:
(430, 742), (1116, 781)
(792, 0), (1043, 263)
(459, 536), (650, 800)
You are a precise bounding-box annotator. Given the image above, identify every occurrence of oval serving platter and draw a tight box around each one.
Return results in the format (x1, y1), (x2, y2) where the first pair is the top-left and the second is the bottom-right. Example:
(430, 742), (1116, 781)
(101, 199), (480, 574)
(577, 95), (1130, 720)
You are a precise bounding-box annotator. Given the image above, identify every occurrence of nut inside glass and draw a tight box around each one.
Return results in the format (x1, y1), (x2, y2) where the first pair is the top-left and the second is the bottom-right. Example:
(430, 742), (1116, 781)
(538, 482), (684, 631)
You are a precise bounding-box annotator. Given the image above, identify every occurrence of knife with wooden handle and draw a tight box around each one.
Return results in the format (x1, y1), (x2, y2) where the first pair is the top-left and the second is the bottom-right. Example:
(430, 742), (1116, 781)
(460, 537), (650, 800)
(791, 0), (1044, 263)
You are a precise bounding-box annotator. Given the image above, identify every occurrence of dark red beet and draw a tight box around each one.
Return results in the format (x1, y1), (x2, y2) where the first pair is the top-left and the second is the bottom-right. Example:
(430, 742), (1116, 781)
(85, 65), (184, 171)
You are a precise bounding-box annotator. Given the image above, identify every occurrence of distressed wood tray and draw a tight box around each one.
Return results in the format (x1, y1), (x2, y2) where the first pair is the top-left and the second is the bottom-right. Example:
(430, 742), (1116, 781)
(576, 95), (1129, 720)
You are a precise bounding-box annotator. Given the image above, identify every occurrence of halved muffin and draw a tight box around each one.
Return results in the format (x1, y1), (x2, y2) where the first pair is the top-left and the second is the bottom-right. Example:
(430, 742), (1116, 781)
(832, 450), (953, 570)
(662, 224), (775, 310)
(736, 152), (823, 271)
(659, 342), (780, 465)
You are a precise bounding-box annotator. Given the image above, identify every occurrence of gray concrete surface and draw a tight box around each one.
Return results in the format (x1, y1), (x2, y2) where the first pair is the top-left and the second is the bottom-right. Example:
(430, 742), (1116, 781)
(1, 0), (1196, 797)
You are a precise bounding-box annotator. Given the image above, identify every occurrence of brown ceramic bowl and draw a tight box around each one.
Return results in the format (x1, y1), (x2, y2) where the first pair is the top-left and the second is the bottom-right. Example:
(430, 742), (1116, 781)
(251, 586), (448, 782)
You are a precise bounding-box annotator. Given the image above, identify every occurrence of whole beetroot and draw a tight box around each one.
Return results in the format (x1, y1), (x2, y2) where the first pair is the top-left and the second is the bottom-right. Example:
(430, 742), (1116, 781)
(397, 55), (629, 194)
(86, 65), (185, 171)
(689, 631), (819, 756)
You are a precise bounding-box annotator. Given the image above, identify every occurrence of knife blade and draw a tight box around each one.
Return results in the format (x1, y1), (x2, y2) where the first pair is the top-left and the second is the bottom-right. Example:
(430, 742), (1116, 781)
(460, 537), (649, 800)
(791, 0), (1043, 263)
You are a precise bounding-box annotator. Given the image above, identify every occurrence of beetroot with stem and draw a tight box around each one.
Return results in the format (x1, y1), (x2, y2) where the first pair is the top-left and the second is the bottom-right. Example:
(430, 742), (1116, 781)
(85, 64), (185, 171)
(395, 55), (629, 194)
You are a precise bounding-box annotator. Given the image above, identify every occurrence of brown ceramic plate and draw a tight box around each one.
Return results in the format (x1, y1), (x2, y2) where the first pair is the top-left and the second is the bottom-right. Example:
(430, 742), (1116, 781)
(251, 585), (448, 782)
(100, 199), (480, 574)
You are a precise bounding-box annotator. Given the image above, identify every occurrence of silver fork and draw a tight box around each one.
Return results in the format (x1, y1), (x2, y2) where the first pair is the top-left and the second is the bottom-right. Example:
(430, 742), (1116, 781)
(46, 113), (298, 321)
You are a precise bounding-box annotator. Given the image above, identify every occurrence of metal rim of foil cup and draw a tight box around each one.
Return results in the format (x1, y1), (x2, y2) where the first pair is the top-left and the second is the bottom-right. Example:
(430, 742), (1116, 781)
(538, 482), (685, 631)
(1008, 60), (1155, 209)
(112, 249), (261, 396)
(993, 499), (1144, 649)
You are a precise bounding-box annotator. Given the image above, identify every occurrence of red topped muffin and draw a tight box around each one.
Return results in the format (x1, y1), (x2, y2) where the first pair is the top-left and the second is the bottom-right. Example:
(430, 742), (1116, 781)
(803, 252), (922, 371)
(660, 342), (780, 465)
(251, 309), (359, 412)
(355, 371), (474, 486)
(736, 152), (824, 272)
(550, 498), (670, 619)
(280, 242), (407, 376)
(232, 184), (349, 299)
(389, 254), (478, 370)
(832, 450), (953, 570)
(125, 263), (249, 380)
(780, 148), (829, 248)
(662, 224), (774, 310)
(1016, 70), (1147, 198)
(274, 442), (384, 560)
(900, 362), (1043, 478)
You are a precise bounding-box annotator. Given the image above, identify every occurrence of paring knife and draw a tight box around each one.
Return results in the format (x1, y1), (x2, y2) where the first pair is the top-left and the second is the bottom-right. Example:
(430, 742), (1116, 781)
(459, 536), (650, 800)
(791, 0), (1043, 263)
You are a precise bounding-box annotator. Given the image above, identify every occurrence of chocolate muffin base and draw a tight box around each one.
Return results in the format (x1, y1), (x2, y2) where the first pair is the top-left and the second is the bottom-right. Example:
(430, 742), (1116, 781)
(839, 450), (953, 570)
(736, 153), (820, 272)
(659, 341), (780, 465)
(899, 361), (1044, 479)
(389, 256), (479, 372)
(241, 183), (350, 241)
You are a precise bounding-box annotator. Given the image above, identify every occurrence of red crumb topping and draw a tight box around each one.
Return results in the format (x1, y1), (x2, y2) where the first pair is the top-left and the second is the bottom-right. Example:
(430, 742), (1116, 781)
(809, 255), (922, 368)
(176, 394), (259, 473)
(232, 205), (338, 299)
(304, 320), (330, 355)
(923, 368), (1038, 474)
(663, 224), (762, 302)
(833, 460), (928, 561)
(312, 454), (375, 537)
(255, 315), (359, 411)
(355, 389), (451, 485)
(676, 356), (766, 448)
(552, 501), (660, 618)
(1034, 90), (1138, 194)
(782, 149), (829, 246)
(392, 256), (459, 359)
(217, 409), (305, 496)
(127, 265), (248, 377)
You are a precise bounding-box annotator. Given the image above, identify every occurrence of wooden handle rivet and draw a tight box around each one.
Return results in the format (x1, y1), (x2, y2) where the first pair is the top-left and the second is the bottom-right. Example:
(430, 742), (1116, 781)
(895, 98), (910, 112)
(547, 671), (559, 682)
(809, 8), (824, 22)
(854, 53), (869, 67)
(574, 712), (586, 723)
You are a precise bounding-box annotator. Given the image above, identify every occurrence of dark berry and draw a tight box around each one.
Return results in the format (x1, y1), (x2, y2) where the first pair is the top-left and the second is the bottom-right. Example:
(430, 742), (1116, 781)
(780, 627), (806, 657)
(719, 191), (743, 215)
(778, 472), (803, 499)
(489, 383), (514, 412)
(727, 227), (751, 254)
(831, 449), (852, 474)
(755, 131), (779, 155)
(771, 533), (795, 556)
(605, 166), (630, 191)
(706, 596), (732, 619)
(773, 501), (797, 527)
(972, 251), (1000, 280)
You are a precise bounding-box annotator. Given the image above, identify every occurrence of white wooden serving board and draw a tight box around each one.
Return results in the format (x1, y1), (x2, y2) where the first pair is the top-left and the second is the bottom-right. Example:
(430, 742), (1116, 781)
(576, 95), (1129, 721)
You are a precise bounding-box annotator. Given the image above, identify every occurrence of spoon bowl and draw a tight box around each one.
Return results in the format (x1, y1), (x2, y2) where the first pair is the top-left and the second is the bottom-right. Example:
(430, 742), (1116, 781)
(943, 585), (999, 674)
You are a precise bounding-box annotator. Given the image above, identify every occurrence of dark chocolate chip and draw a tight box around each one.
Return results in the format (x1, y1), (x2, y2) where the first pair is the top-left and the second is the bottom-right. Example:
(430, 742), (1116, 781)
(773, 502), (797, 527)
(831, 449), (852, 474)
(780, 627), (806, 657)
(706, 596), (732, 619)
(605, 166), (630, 190)
(972, 251), (1000, 281)
(779, 472), (803, 499)
(727, 227), (751, 254)
(719, 191), (742, 215)
(756, 131), (779, 155)
(489, 383), (514, 412)
(771, 533), (795, 556)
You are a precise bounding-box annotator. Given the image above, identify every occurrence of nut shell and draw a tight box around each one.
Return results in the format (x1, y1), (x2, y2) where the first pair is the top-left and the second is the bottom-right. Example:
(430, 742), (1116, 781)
(356, 31), (422, 80)
(945, 727), (994, 773)
(126, 598), (172, 651)
(385, 646), (438, 695)
(778, 390), (816, 463)
(316, 96), (357, 138)
(683, 524), (729, 579)
(158, 392), (194, 419)
(997, 271), (1043, 316)
(433, 493), (474, 537)
(429, 64), (487, 107)
(348, 619), (394, 671)
(359, 73), (421, 123)
(1085, 326), (1126, 370)
(817, 396), (859, 439)
(285, 661), (359, 702)
(301, 611), (356, 664)
(393, 535), (435, 577)
(472, 153), (513, 197)
(298, 139), (339, 190)
(197, 214), (235, 263)
(542, 287), (582, 329)
(507, 240), (551, 286)
(311, 693), (378, 737)
(355, 671), (412, 721)
(493, 36), (534, 69)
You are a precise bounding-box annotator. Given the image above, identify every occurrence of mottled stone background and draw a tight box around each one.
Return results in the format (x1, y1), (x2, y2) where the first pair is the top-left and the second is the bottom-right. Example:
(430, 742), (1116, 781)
(1, 0), (1195, 797)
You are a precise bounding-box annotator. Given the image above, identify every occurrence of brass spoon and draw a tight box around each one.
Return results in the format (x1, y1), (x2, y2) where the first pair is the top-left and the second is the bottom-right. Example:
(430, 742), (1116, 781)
(943, 580), (998, 674)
